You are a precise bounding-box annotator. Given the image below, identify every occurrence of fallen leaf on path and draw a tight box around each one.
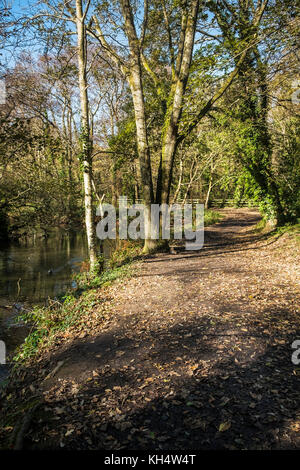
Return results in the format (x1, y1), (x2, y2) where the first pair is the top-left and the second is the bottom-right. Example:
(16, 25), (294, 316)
(219, 421), (231, 432)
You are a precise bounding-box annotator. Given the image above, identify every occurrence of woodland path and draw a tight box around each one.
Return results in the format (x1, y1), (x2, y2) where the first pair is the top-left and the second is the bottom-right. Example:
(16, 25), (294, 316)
(5, 209), (300, 450)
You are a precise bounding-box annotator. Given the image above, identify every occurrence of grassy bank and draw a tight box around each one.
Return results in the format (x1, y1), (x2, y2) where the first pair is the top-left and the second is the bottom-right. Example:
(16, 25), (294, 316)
(203, 209), (223, 226)
(274, 221), (300, 242)
(254, 216), (300, 243)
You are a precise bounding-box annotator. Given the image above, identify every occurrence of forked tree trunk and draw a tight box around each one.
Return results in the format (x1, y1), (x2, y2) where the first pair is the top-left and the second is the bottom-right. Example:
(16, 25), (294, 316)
(160, 0), (199, 206)
(90, 0), (200, 253)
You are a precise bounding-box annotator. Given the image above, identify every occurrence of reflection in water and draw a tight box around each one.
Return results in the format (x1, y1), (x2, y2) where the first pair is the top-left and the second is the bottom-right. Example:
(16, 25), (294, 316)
(0, 230), (91, 303)
(0, 230), (117, 373)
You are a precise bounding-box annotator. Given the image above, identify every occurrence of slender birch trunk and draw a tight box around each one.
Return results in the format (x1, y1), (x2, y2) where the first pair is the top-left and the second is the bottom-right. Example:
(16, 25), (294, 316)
(205, 175), (213, 210)
(171, 158), (183, 205)
(75, 0), (99, 271)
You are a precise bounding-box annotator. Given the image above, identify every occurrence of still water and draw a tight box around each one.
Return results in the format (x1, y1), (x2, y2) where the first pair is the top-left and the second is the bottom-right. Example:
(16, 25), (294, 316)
(0, 230), (90, 304)
(0, 230), (117, 381)
(0, 230), (114, 366)
(0, 231), (115, 305)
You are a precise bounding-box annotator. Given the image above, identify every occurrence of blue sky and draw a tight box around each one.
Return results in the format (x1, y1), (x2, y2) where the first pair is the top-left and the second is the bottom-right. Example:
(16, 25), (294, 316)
(10, 0), (31, 14)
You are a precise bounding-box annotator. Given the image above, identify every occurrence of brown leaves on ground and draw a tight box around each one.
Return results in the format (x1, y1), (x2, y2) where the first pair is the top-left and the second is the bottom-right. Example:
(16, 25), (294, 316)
(0, 209), (299, 450)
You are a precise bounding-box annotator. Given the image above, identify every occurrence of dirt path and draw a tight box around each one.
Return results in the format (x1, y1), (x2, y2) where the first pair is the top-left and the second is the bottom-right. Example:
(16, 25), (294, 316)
(4, 209), (300, 450)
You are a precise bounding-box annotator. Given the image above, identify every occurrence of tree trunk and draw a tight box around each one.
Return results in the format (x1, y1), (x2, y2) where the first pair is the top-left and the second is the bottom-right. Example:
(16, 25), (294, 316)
(120, 0), (156, 252)
(76, 0), (99, 271)
(111, 163), (118, 207)
(160, 0), (199, 205)
(205, 175), (213, 210)
(171, 158), (183, 204)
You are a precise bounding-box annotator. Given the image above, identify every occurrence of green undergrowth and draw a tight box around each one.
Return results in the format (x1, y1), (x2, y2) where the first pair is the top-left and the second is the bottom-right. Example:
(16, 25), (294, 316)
(204, 209), (223, 226)
(274, 221), (300, 244)
(253, 217), (268, 233)
(254, 217), (300, 244)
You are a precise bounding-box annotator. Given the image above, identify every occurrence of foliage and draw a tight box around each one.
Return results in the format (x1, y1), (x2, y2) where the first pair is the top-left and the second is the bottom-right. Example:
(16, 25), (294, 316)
(1, 0), (299, 238)
(204, 209), (223, 226)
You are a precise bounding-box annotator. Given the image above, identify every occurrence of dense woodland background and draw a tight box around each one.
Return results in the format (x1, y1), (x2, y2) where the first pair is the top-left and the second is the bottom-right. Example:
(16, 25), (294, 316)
(0, 0), (299, 264)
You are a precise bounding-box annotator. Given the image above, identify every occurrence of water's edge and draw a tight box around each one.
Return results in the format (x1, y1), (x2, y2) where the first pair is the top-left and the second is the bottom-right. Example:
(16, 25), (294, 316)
(0, 231), (114, 386)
